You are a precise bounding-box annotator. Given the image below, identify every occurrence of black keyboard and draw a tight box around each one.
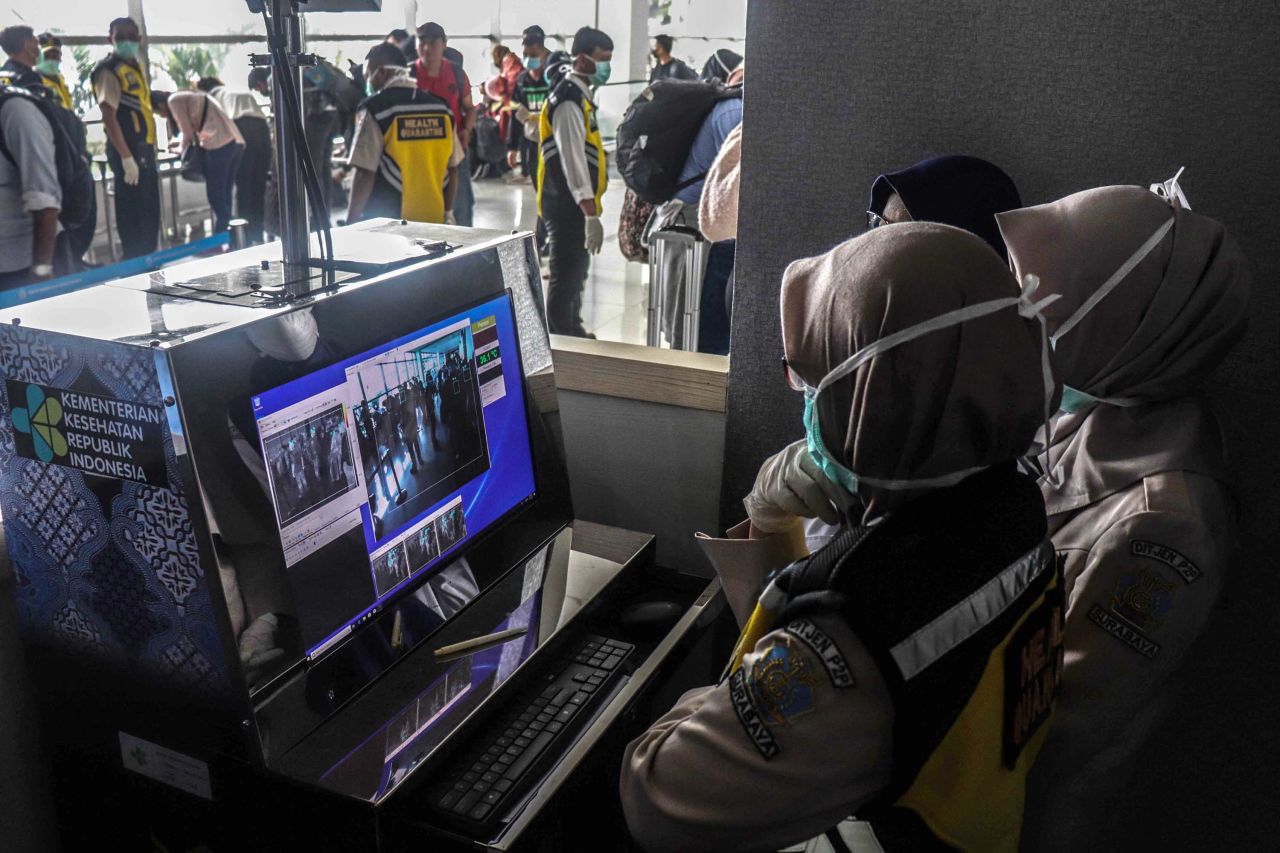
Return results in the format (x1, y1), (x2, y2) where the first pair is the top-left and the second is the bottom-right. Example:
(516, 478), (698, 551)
(427, 634), (634, 834)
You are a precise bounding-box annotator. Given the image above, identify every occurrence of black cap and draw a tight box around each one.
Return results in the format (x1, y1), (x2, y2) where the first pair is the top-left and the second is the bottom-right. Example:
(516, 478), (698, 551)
(365, 42), (407, 69)
(521, 25), (546, 46)
(416, 21), (446, 42)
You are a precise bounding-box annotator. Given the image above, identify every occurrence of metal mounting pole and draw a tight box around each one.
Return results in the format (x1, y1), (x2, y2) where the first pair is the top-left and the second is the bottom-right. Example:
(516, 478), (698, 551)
(269, 0), (310, 272)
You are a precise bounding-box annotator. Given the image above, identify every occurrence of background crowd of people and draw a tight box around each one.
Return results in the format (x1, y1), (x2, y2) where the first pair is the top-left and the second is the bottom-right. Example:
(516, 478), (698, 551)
(0, 13), (746, 354)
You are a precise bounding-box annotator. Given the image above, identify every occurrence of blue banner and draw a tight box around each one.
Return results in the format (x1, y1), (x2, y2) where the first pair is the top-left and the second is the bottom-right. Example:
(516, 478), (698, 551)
(0, 233), (231, 309)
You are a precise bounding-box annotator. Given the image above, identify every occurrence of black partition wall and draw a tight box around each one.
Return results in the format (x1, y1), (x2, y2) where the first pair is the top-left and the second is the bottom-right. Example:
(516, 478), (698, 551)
(724, 1), (1280, 848)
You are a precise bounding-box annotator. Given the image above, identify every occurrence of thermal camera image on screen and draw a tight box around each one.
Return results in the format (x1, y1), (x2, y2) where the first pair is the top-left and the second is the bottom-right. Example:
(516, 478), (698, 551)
(405, 521), (441, 571)
(371, 541), (411, 597)
(251, 292), (536, 657)
(261, 405), (359, 527)
(435, 504), (467, 552)
(346, 321), (490, 542)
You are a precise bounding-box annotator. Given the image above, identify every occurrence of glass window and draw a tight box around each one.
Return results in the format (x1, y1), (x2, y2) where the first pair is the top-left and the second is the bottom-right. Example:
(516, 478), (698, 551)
(497, 0), (596, 48)
(143, 2), (263, 36)
(6, 0), (128, 32)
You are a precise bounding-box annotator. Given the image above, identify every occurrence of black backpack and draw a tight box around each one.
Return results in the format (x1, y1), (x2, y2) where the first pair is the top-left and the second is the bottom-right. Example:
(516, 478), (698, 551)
(474, 113), (506, 165)
(0, 85), (94, 233)
(616, 78), (741, 205)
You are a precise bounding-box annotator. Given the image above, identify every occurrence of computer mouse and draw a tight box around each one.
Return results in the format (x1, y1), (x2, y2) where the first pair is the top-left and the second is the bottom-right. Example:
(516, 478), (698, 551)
(617, 600), (684, 635)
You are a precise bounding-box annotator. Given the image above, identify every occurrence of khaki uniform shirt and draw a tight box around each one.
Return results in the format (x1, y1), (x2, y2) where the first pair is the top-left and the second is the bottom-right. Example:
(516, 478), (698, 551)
(621, 522), (897, 853)
(1020, 470), (1234, 852)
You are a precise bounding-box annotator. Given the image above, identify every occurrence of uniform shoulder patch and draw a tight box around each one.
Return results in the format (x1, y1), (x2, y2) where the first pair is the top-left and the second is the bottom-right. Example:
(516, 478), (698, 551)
(1085, 564), (1175, 660)
(728, 668), (778, 759)
(747, 635), (821, 728)
(1112, 565), (1177, 632)
(1088, 604), (1160, 659)
(1131, 539), (1202, 584)
(784, 619), (855, 688)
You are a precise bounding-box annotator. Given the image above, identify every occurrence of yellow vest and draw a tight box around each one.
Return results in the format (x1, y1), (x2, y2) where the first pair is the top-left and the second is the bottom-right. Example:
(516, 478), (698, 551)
(41, 73), (72, 111)
(537, 78), (607, 217)
(95, 55), (155, 148)
(731, 470), (1063, 853)
(364, 85), (456, 224)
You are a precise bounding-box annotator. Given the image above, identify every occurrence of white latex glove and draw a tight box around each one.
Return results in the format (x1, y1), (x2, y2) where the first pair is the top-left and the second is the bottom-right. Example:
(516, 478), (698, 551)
(744, 439), (848, 534)
(121, 156), (140, 186)
(445, 210), (457, 225)
(584, 215), (603, 254)
(239, 613), (284, 671)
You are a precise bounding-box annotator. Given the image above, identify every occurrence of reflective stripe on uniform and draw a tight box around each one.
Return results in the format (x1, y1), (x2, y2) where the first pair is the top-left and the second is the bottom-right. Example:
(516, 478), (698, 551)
(378, 153), (404, 192)
(890, 540), (1053, 680)
(363, 85), (455, 223)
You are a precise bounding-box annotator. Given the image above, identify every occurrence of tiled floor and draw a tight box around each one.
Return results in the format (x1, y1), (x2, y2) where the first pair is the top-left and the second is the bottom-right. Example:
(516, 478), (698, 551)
(471, 169), (649, 345)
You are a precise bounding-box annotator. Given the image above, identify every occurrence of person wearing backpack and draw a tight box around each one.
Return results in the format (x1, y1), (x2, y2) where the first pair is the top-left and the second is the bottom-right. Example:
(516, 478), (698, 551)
(0, 86), (63, 289)
(657, 66), (745, 355)
(93, 17), (160, 259)
(649, 35), (698, 83)
(617, 66), (743, 352)
(1, 26), (95, 269)
(414, 22), (477, 226)
(0, 26), (48, 95)
(537, 28), (613, 337)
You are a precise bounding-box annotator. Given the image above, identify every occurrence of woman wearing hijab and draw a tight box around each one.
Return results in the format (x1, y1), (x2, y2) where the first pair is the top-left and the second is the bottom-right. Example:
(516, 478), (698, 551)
(700, 47), (743, 83)
(995, 185), (1250, 852)
(622, 223), (1064, 853)
(757, 154), (1025, 555)
(866, 155), (1022, 260)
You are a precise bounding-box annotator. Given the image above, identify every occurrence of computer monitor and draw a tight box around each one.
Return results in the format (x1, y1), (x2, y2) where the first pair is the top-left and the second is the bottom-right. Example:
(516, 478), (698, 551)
(251, 292), (537, 657)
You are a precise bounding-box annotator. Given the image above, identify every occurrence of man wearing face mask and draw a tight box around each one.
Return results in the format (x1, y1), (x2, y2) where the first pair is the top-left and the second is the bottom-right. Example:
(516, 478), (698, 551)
(346, 43), (462, 226)
(93, 17), (159, 259)
(537, 27), (613, 337)
(649, 34), (698, 83)
(507, 26), (551, 180)
(35, 34), (71, 110)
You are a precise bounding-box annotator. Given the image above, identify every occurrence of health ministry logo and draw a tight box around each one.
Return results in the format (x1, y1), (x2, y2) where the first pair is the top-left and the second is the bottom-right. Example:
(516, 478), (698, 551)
(10, 383), (67, 463)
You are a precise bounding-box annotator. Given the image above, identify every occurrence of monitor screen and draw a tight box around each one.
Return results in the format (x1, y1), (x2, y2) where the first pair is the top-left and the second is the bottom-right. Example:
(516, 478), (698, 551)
(251, 292), (537, 657)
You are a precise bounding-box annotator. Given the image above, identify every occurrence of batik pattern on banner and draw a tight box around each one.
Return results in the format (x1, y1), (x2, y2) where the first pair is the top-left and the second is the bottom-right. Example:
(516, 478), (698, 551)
(0, 324), (230, 699)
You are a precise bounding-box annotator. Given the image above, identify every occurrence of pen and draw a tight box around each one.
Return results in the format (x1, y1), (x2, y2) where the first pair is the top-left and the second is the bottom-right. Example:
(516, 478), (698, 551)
(433, 626), (528, 659)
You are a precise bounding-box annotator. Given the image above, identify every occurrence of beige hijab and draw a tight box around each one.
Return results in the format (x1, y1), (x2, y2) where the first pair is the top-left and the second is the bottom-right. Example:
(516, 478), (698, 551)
(780, 222), (1053, 523)
(997, 186), (1251, 514)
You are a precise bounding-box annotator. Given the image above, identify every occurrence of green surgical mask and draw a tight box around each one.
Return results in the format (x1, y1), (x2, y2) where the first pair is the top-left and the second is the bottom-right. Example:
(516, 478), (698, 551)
(591, 60), (611, 86)
(35, 59), (60, 77)
(114, 40), (140, 61)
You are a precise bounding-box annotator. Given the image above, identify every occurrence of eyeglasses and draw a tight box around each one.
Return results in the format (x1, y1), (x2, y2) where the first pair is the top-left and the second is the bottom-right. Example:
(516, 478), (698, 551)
(866, 209), (890, 230)
(781, 357), (806, 392)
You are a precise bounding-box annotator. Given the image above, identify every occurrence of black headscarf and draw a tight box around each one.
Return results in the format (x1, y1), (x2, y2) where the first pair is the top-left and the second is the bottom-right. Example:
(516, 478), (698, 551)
(700, 48), (743, 83)
(868, 155), (1022, 259)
